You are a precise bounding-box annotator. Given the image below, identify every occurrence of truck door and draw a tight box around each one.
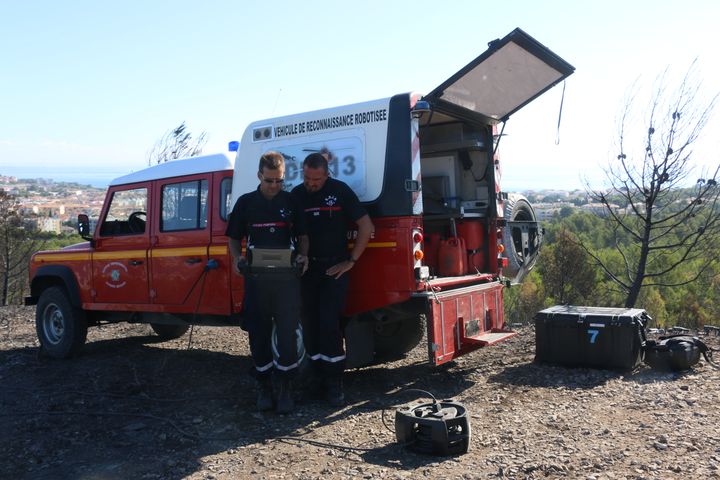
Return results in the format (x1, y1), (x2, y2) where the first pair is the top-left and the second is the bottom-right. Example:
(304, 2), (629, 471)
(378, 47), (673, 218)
(205, 173), (234, 316)
(423, 27), (575, 124)
(150, 175), (211, 306)
(93, 185), (151, 304)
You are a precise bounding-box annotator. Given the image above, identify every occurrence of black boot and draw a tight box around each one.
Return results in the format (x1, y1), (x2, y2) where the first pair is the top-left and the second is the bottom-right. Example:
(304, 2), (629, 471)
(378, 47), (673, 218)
(276, 378), (295, 414)
(256, 378), (274, 412)
(325, 376), (345, 407)
(298, 369), (324, 402)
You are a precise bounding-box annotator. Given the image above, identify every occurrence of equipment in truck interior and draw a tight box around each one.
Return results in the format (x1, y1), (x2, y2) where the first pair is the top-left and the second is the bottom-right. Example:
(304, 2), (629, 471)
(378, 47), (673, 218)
(422, 176), (451, 214)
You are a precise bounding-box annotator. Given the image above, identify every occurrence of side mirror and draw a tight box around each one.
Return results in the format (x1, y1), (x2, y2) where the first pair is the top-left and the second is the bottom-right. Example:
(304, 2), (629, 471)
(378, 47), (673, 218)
(78, 214), (92, 240)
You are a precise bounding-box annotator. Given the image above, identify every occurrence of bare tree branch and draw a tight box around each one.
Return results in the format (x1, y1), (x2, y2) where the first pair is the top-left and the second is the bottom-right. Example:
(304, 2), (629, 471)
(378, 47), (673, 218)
(147, 122), (209, 165)
(581, 62), (719, 307)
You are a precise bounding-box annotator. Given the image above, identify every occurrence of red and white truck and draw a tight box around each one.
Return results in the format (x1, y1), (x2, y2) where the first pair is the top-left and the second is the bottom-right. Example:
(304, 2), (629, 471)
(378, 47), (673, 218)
(26, 28), (574, 367)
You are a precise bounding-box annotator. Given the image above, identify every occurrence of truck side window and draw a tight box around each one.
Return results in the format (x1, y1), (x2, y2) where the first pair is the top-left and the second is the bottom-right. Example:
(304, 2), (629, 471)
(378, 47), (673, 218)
(220, 177), (232, 221)
(99, 187), (148, 236)
(161, 180), (208, 232)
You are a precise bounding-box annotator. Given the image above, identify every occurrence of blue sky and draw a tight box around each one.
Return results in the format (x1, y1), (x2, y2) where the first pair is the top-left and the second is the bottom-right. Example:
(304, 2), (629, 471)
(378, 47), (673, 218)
(1, 0), (718, 189)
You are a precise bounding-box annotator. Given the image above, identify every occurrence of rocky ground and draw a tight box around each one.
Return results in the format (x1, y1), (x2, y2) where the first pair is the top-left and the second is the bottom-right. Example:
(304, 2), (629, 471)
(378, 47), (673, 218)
(1, 305), (720, 480)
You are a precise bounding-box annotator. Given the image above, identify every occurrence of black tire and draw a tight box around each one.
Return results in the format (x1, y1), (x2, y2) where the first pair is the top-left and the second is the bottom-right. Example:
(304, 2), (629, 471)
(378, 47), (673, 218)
(36, 286), (88, 358)
(502, 193), (541, 283)
(150, 323), (190, 340)
(372, 310), (425, 360)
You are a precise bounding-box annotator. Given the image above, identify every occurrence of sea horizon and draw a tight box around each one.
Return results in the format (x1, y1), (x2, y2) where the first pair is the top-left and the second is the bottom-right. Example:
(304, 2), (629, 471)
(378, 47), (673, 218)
(0, 164), (588, 193)
(0, 165), (131, 189)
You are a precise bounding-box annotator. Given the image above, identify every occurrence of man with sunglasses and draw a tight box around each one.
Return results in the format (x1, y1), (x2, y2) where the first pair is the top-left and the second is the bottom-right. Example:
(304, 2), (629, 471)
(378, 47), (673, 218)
(226, 151), (308, 414)
(291, 151), (374, 406)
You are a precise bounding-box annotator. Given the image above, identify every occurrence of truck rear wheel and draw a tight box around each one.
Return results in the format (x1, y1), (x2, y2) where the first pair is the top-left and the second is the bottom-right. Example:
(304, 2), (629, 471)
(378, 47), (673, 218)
(150, 323), (190, 340)
(36, 286), (88, 358)
(373, 311), (425, 360)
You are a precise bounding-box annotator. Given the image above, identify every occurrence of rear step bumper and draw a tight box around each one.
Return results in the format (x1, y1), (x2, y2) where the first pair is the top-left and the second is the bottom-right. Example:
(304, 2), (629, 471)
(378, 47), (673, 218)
(463, 329), (517, 346)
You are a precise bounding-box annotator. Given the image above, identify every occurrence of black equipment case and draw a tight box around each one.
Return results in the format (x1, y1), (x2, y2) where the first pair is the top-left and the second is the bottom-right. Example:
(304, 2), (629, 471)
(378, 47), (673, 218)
(535, 305), (650, 369)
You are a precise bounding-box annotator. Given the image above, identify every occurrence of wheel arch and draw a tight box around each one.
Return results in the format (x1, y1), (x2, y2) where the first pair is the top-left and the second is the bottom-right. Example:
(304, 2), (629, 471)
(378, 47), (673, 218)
(30, 266), (82, 308)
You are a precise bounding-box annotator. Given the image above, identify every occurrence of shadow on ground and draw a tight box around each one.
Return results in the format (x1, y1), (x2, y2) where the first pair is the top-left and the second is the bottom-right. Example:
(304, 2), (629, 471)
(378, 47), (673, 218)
(1, 330), (475, 478)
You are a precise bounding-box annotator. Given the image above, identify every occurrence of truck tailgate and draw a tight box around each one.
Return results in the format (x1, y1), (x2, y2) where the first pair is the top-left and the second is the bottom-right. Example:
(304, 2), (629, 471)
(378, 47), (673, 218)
(418, 281), (515, 365)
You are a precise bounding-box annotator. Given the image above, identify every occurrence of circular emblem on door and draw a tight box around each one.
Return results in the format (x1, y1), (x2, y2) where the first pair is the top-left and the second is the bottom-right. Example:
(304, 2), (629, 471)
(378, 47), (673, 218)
(102, 261), (128, 289)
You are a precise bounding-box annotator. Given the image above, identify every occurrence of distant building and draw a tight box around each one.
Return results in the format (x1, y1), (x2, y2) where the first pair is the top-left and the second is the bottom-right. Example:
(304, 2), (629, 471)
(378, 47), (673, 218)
(33, 217), (62, 234)
(622, 202), (646, 215)
(580, 202), (619, 216)
(534, 202), (575, 221)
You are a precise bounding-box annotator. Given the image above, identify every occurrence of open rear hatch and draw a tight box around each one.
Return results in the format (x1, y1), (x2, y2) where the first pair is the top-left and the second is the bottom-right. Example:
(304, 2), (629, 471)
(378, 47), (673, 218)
(420, 28), (574, 365)
(423, 27), (575, 124)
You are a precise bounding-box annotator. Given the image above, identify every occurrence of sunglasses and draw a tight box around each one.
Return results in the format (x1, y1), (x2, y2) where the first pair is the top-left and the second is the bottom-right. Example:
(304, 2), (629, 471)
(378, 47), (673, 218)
(261, 177), (285, 184)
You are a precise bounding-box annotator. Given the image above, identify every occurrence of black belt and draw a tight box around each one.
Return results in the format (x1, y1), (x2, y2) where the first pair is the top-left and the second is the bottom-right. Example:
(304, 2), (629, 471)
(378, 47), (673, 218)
(310, 256), (345, 263)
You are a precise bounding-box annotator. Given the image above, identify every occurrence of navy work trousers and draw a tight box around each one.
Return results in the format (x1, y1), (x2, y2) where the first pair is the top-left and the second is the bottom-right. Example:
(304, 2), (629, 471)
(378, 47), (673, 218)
(243, 270), (301, 380)
(301, 259), (349, 376)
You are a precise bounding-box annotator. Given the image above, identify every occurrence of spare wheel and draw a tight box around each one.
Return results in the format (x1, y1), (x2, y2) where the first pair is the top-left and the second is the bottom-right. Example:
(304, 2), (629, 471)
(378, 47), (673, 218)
(502, 193), (541, 283)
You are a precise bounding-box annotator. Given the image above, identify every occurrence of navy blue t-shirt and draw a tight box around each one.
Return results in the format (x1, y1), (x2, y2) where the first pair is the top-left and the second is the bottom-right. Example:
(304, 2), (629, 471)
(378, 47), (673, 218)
(291, 178), (366, 258)
(225, 188), (305, 248)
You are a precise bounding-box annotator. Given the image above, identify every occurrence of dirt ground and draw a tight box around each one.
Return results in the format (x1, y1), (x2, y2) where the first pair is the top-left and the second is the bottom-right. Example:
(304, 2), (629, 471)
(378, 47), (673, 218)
(2, 305), (720, 480)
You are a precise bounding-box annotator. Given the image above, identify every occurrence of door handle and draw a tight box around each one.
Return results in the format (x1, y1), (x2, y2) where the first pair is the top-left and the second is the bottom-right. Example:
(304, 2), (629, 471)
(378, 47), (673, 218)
(129, 260), (144, 266)
(185, 258), (202, 264)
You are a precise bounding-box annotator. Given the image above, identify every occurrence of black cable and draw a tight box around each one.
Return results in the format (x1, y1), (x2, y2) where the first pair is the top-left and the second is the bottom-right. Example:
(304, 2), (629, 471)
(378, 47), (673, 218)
(380, 388), (439, 433)
(277, 388), (441, 450)
(381, 406), (394, 434)
(555, 80), (567, 145)
(704, 348), (719, 369)
(394, 388), (438, 404)
(185, 261), (214, 350)
(275, 436), (376, 452)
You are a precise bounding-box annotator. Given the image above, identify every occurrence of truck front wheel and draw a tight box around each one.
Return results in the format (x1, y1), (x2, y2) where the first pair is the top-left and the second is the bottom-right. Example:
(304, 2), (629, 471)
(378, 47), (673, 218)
(36, 286), (88, 358)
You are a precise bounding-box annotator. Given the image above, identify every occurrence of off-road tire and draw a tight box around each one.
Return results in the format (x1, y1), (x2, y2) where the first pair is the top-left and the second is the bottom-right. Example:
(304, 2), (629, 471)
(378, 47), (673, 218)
(150, 323), (190, 340)
(502, 193), (540, 283)
(373, 312), (425, 360)
(36, 286), (88, 358)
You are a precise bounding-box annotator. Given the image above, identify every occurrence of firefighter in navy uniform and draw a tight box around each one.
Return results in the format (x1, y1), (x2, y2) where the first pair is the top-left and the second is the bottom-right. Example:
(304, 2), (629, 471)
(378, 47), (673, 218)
(291, 152), (374, 406)
(226, 151), (308, 414)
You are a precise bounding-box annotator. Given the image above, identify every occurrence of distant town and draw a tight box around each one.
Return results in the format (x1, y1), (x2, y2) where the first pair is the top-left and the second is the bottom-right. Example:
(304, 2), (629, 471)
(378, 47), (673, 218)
(522, 189), (629, 220)
(0, 175), (106, 234)
(1, 174), (639, 235)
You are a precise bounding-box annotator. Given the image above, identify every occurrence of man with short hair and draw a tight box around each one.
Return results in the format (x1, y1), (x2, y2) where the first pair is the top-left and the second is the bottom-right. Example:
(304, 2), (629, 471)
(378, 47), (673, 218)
(292, 151), (374, 406)
(226, 151), (308, 414)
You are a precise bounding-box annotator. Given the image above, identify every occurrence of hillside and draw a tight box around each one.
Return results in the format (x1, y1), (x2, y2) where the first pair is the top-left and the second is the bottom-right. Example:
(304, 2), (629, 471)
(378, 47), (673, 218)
(2, 306), (719, 479)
